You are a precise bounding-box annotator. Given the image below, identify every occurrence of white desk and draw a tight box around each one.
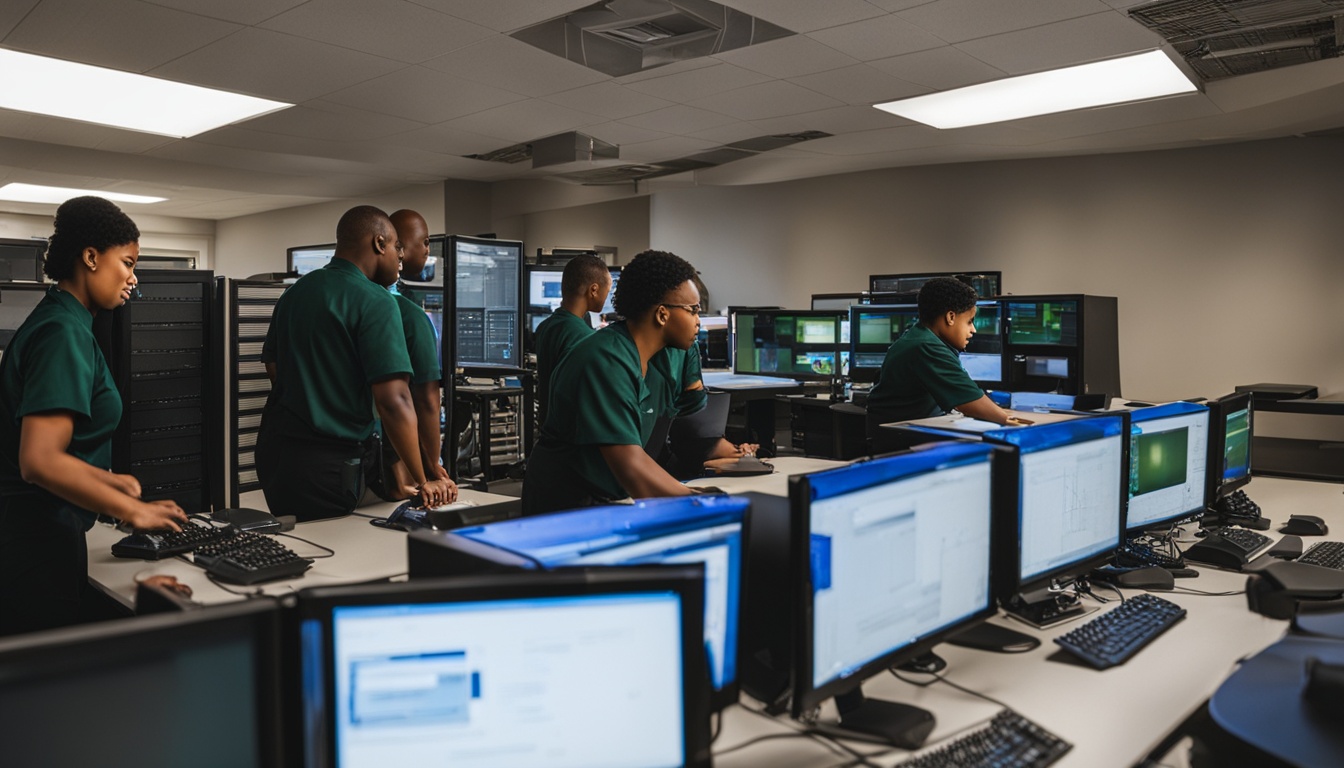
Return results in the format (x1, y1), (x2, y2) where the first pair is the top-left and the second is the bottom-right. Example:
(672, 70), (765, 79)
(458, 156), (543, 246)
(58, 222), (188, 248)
(85, 487), (515, 608)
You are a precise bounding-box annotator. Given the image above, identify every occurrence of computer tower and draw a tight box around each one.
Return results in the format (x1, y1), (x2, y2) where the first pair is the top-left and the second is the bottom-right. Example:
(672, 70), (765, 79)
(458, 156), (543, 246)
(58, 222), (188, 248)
(1001, 294), (1119, 398)
(96, 269), (222, 514)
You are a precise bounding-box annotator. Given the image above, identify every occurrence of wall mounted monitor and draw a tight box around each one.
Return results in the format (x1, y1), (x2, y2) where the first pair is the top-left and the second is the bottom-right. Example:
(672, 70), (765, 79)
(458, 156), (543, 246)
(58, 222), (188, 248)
(732, 309), (846, 381)
(811, 292), (866, 311)
(0, 237), (45, 283)
(406, 494), (749, 712)
(1005, 299), (1078, 346)
(287, 243), (336, 277)
(297, 568), (711, 768)
(1125, 402), (1210, 533)
(447, 235), (523, 373)
(0, 281), (50, 351)
(788, 442), (1000, 745)
(869, 271), (1002, 300)
(1205, 392), (1253, 501)
(0, 600), (287, 767)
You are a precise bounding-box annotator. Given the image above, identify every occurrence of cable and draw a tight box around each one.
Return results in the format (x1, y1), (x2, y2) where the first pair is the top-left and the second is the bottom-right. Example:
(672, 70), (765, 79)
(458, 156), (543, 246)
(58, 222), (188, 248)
(1171, 586), (1245, 597)
(276, 532), (335, 559)
(891, 668), (1014, 712)
(710, 711), (722, 745)
(711, 732), (819, 758)
(204, 571), (268, 598)
(737, 705), (879, 764)
(1095, 581), (1127, 604)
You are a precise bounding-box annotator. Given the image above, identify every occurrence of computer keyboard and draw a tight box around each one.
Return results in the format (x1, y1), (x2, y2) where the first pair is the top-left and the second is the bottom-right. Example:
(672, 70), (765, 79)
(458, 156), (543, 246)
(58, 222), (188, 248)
(1298, 541), (1344, 570)
(1183, 527), (1274, 570)
(1114, 538), (1184, 569)
(892, 710), (1071, 768)
(192, 529), (312, 585)
(1053, 593), (1186, 670)
(110, 519), (231, 560)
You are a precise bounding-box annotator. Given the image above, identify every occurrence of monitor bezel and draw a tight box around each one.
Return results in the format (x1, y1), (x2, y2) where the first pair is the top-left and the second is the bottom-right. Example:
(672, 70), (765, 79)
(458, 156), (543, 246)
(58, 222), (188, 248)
(847, 303), (918, 384)
(810, 292), (867, 311)
(297, 568), (711, 768)
(867, 271), (1002, 299)
(286, 242), (336, 276)
(787, 443), (1003, 718)
(730, 308), (846, 382)
(1205, 391), (1254, 500)
(1125, 401), (1212, 533)
(446, 234), (525, 375)
(1003, 296), (1081, 348)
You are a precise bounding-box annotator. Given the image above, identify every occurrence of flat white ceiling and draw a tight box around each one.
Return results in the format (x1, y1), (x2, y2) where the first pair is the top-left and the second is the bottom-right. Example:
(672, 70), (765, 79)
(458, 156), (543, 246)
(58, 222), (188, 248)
(1, 0), (1342, 219)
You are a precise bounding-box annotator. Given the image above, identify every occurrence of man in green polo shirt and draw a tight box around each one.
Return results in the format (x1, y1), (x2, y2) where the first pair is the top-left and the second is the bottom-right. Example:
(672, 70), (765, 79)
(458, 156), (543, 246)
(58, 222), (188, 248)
(533, 253), (610, 429)
(257, 205), (453, 521)
(521, 250), (703, 516)
(646, 343), (758, 479)
(866, 276), (1026, 452)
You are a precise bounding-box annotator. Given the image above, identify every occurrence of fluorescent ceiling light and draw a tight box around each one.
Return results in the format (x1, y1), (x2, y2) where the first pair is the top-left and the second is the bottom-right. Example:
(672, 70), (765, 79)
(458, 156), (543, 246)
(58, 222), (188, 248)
(874, 50), (1197, 129)
(0, 48), (290, 138)
(0, 183), (166, 205)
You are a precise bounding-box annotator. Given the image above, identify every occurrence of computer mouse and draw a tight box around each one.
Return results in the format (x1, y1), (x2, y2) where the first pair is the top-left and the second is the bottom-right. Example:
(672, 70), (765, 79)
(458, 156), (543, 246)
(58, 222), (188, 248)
(1282, 515), (1329, 537)
(1123, 400), (1154, 408)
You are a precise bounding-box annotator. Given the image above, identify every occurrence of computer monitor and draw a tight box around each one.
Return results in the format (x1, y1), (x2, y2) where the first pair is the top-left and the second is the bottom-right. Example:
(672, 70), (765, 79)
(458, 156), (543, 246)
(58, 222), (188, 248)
(0, 237), (45, 282)
(0, 600), (286, 767)
(983, 416), (1126, 625)
(0, 281), (50, 350)
(1205, 392), (1253, 501)
(601, 266), (621, 319)
(788, 442), (1001, 746)
(962, 300), (1004, 384)
(869, 271), (1002, 300)
(287, 242), (336, 276)
(448, 235), (523, 373)
(811, 292), (866, 311)
(524, 264), (619, 333)
(732, 309), (845, 381)
(405, 494), (748, 711)
(847, 301), (1001, 385)
(1005, 299), (1078, 346)
(297, 568), (711, 768)
(1126, 402), (1210, 533)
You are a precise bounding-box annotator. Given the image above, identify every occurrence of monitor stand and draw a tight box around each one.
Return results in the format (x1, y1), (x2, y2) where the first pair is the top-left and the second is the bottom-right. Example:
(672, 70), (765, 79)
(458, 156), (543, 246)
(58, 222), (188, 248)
(945, 621), (1040, 653)
(824, 688), (936, 749)
(1003, 585), (1086, 629)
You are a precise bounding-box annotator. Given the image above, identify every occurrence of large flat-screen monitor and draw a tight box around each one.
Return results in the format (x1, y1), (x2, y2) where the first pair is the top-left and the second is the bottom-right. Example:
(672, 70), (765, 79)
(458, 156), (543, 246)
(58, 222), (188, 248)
(732, 309), (846, 381)
(1126, 402), (1210, 532)
(1205, 392), (1253, 501)
(406, 494), (748, 711)
(1005, 299), (1078, 347)
(287, 243), (336, 277)
(524, 264), (619, 334)
(869, 271), (1001, 300)
(847, 301), (1001, 385)
(983, 416), (1126, 624)
(811, 292), (866, 311)
(788, 442), (1000, 746)
(0, 281), (50, 351)
(297, 568), (711, 768)
(0, 600), (286, 767)
(448, 235), (523, 373)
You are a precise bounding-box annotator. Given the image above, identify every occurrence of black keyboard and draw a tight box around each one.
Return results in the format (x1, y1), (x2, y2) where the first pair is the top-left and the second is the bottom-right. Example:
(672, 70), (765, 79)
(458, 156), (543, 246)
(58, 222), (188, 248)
(1183, 527), (1273, 570)
(1053, 593), (1186, 670)
(192, 529), (312, 585)
(111, 520), (231, 560)
(1298, 541), (1344, 570)
(1115, 538), (1184, 569)
(893, 710), (1071, 768)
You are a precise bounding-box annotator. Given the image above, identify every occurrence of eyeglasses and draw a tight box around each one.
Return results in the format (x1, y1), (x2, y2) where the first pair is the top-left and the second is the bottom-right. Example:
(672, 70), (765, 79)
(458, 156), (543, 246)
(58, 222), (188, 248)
(661, 303), (702, 316)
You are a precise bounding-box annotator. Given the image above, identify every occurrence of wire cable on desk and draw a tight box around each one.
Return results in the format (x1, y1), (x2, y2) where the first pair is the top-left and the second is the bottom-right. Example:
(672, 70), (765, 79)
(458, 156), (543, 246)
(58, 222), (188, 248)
(737, 704), (887, 766)
(1170, 586), (1245, 597)
(275, 532), (335, 558)
(890, 669), (1013, 712)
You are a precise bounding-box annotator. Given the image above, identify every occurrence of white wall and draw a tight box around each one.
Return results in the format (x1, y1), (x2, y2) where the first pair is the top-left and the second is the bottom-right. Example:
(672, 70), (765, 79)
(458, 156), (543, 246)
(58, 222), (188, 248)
(0, 210), (215, 269)
(213, 184), (445, 278)
(495, 196), (649, 265)
(651, 137), (1344, 402)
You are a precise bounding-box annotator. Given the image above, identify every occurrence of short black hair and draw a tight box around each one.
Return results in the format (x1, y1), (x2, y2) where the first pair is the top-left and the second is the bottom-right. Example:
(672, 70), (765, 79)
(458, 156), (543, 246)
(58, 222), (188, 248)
(561, 254), (609, 297)
(335, 205), (393, 248)
(613, 250), (698, 319)
(44, 196), (140, 282)
(917, 276), (978, 323)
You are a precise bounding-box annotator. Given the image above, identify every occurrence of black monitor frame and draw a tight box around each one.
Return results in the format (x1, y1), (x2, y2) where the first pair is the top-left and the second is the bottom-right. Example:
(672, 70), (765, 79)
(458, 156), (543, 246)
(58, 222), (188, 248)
(0, 237), (46, 283)
(297, 568), (712, 768)
(847, 303), (919, 384)
(1123, 402), (1212, 534)
(445, 234), (525, 376)
(1205, 391), (1254, 501)
(0, 280), (51, 351)
(285, 242), (336, 277)
(0, 600), (287, 767)
(868, 271), (1002, 300)
(810, 292), (867, 311)
(730, 308), (846, 383)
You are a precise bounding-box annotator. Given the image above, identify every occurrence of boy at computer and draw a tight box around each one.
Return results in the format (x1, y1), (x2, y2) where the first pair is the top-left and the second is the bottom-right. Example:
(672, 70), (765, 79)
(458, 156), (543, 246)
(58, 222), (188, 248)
(533, 254), (610, 429)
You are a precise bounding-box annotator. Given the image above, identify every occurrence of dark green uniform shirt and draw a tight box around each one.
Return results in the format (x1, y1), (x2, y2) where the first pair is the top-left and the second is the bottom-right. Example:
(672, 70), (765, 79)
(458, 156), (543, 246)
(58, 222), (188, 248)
(394, 292), (441, 385)
(866, 323), (985, 425)
(0, 287), (121, 523)
(533, 308), (593, 428)
(262, 257), (411, 442)
(522, 322), (654, 515)
(648, 343), (707, 420)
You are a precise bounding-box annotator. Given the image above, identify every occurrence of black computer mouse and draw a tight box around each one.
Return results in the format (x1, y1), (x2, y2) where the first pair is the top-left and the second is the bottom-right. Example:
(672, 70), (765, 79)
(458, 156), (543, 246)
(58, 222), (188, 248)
(1282, 514), (1329, 537)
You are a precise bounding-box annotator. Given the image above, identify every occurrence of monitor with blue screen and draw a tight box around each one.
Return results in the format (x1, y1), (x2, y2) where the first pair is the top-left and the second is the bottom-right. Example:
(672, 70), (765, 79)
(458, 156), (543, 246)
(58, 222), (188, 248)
(1205, 392), (1252, 501)
(287, 243), (335, 276)
(1125, 402), (1209, 532)
(788, 442), (1001, 746)
(405, 494), (748, 711)
(298, 568), (710, 768)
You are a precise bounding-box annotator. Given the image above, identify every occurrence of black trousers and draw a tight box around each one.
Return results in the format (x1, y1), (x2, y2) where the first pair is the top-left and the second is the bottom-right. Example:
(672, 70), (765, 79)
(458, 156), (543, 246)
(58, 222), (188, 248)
(256, 407), (365, 522)
(0, 497), (94, 637)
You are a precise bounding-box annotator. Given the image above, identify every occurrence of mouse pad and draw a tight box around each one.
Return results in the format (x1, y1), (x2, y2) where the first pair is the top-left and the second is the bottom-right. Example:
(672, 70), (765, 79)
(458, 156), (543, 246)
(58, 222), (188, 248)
(704, 457), (775, 476)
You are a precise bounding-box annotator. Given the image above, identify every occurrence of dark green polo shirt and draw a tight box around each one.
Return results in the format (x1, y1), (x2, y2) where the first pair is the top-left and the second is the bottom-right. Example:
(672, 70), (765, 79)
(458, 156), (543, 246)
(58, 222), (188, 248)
(533, 308), (593, 428)
(866, 323), (985, 425)
(395, 282), (427, 309)
(0, 287), (121, 517)
(523, 322), (654, 515)
(394, 293), (441, 385)
(648, 343), (707, 420)
(262, 257), (411, 442)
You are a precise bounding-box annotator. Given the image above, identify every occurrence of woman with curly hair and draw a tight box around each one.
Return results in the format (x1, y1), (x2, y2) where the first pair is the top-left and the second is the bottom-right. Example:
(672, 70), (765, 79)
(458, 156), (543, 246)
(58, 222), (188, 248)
(0, 196), (187, 635)
(522, 249), (704, 516)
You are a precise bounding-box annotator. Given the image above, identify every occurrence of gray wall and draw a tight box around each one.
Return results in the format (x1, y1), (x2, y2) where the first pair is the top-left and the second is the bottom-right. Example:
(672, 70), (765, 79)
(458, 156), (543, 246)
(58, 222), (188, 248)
(651, 137), (1344, 402)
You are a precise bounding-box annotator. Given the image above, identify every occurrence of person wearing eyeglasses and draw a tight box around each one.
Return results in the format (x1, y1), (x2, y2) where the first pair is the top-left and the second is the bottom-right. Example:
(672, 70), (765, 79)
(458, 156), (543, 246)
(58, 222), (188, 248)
(522, 250), (704, 516)
(645, 342), (758, 479)
(533, 253), (611, 430)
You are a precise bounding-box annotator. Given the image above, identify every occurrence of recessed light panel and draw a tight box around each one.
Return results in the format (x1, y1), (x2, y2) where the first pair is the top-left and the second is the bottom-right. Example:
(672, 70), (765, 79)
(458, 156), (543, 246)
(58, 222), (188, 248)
(0, 183), (166, 205)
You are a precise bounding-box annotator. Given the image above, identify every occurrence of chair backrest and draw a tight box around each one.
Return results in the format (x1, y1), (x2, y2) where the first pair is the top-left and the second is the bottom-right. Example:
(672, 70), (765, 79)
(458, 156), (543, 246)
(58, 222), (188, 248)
(672, 391), (731, 441)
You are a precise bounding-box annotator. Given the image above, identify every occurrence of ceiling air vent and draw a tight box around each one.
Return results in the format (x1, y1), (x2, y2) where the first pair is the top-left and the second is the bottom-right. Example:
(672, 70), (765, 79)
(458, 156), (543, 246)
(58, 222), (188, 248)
(511, 0), (794, 77)
(466, 131), (619, 168)
(550, 129), (832, 185)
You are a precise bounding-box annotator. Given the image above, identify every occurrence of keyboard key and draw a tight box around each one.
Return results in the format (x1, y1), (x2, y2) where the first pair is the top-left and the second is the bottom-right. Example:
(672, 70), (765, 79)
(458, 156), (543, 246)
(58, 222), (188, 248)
(894, 710), (1071, 768)
(1053, 593), (1186, 670)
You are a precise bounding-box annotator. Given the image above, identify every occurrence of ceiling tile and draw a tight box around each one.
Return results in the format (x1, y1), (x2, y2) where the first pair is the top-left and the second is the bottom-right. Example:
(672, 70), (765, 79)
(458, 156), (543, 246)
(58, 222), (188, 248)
(806, 15), (946, 61)
(796, 125), (944, 155)
(720, 0), (886, 33)
(422, 37), (608, 97)
(320, 66), (526, 124)
(0, 110), (177, 154)
(895, 0), (1109, 44)
(140, 0), (306, 25)
(1017, 93), (1222, 139)
(956, 11), (1161, 74)
(443, 99), (603, 144)
(689, 80), (847, 121)
(260, 0), (494, 64)
(6, 0), (240, 73)
(613, 56), (719, 84)
(542, 82), (674, 120)
(620, 105), (740, 133)
(791, 64), (930, 105)
(713, 34), (860, 79)
(232, 100), (428, 142)
(387, 123), (506, 156)
(408, 0), (587, 33)
(867, 0), (940, 10)
(625, 63), (773, 102)
(618, 135), (719, 163)
(870, 46), (1005, 90)
(787, 104), (915, 134)
(0, 0), (41, 39)
(581, 121), (672, 147)
(149, 28), (405, 103)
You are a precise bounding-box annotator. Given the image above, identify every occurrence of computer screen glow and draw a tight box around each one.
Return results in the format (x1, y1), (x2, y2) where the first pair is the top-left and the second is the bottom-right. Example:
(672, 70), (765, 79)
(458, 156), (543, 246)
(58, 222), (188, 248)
(1127, 403), (1209, 530)
(1220, 406), (1251, 485)
(453, 237), (521, 370)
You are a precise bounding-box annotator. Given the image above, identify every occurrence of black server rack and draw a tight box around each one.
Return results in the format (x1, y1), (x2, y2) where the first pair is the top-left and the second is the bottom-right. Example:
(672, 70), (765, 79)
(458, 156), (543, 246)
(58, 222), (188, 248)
(224, 280), (289, 506)
(96, 269), (222, 514)
(1001, 294), (1120, 398)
